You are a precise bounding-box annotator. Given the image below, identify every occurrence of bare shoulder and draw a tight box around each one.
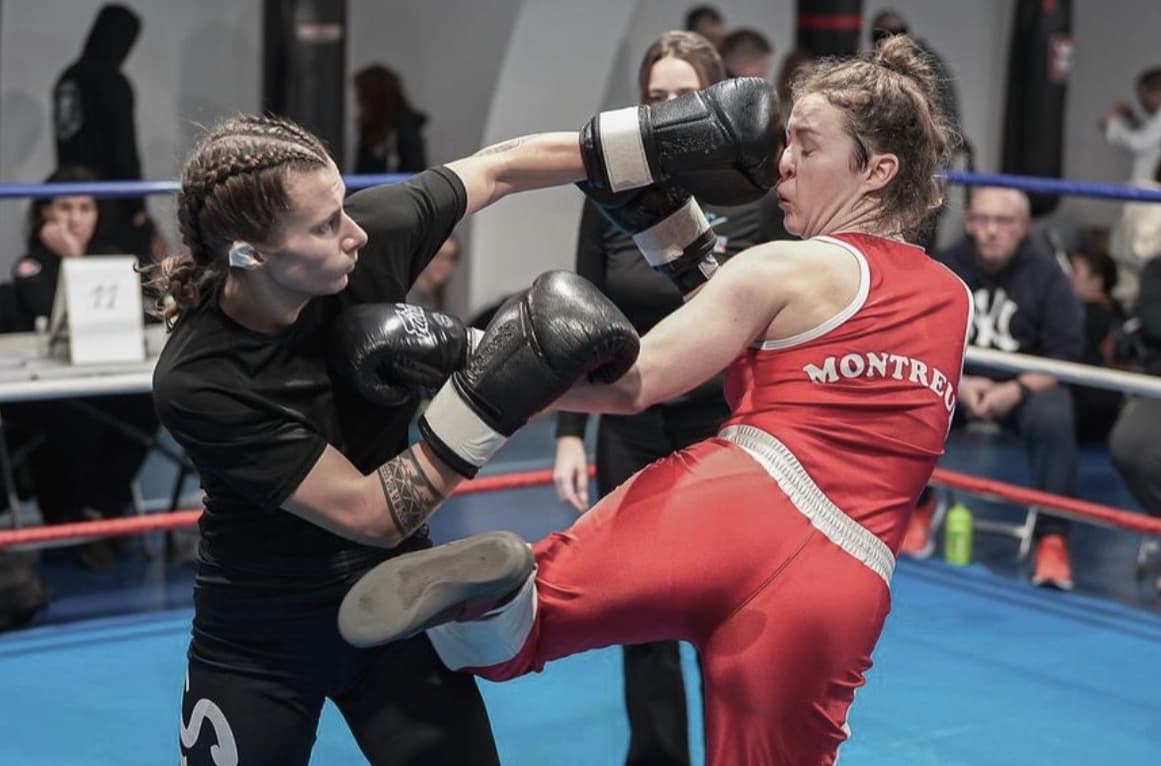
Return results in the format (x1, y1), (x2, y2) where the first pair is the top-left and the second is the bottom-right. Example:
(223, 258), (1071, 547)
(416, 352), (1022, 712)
(727, 238), (860, 283)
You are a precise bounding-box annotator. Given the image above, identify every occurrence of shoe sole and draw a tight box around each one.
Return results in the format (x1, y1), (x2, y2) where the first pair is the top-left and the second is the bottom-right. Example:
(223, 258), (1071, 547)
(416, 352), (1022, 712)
(338, 531), (534, 649)
(1032, 577), (1074, 592)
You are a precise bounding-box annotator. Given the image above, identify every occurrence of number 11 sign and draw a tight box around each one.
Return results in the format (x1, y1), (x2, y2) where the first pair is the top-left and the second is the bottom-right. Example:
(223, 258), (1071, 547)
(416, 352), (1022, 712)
(50, 256), (146, 364)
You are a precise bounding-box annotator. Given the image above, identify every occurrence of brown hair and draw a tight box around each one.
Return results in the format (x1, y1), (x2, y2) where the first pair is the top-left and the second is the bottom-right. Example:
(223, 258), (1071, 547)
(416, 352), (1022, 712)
(147, 114), (331, 323)
(636, 30), (726, 102)
(792, 34), (956, 237)
(354, 64), (418, 147)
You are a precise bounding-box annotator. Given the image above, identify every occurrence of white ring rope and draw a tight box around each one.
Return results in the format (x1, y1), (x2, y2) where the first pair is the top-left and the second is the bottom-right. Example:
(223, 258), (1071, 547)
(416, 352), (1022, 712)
(965, 347), (1161, 399)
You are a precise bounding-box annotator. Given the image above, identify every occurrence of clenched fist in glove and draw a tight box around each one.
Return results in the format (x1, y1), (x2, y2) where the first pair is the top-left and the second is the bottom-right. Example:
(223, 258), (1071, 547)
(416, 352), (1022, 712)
(330, 303), (482, 407)
(419, 271), (639, 477)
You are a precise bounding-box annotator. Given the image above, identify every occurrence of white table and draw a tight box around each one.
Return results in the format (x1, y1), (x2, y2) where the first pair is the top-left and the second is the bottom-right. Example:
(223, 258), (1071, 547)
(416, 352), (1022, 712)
(0, 325), (188, 529)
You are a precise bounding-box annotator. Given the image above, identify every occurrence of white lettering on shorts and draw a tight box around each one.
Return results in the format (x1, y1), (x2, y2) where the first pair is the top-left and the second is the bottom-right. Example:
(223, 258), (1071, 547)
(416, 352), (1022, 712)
(179, 674), (239, 766)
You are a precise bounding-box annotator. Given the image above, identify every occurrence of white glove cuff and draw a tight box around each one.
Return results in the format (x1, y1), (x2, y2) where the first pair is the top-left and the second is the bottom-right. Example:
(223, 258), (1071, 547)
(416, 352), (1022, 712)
(631, 197), (713, 267)
(423, 381), (508, 473)
(599, 106), (655, 192)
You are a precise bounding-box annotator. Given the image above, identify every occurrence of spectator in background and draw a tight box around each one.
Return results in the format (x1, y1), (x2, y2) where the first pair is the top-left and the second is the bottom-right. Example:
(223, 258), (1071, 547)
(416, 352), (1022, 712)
(870, 9), (964, 251)
(407, 232), (460, 312)
(1109, 153), (1161, 311)
(53, 3), (163, 264)
(1068, 249), (1126, 441)
(353, 64), (429, 175)
(3, 166), (160, 571)
(1102, 67), (1161, 184)
(719, 28), (774, 80)
(553, 30), (784, 766)
(908, 187), (1083, 591)
(1109, 255), (1161, 592)
(683, 5), (726, 50)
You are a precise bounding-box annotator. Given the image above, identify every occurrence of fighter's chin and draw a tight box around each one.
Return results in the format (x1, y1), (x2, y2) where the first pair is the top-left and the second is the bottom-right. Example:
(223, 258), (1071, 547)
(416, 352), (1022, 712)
(319, 273), (350, 295)
(781, 214), (806, 238)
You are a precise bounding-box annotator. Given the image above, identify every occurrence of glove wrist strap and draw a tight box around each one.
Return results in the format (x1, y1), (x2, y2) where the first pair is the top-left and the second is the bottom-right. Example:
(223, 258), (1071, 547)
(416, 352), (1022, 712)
(419, 381), (508, 478)
(597, 107), (655, 191)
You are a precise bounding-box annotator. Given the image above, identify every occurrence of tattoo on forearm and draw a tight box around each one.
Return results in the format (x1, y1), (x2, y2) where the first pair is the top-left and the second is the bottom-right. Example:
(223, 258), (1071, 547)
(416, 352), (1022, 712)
(475, 137), (528, 157)
(377, 448), (445, 539)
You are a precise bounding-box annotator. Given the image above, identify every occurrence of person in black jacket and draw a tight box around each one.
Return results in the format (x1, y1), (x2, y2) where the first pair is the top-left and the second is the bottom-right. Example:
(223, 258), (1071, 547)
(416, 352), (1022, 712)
(4, 165), (159, 571)
(553, 30), (785, 766)
(53, 3), (160, 262)
(1109, 255), (1161, 590)
(1067, 248), (1126, 441)
(352, 64), (428, 174)
(911, 186), (1084, 591)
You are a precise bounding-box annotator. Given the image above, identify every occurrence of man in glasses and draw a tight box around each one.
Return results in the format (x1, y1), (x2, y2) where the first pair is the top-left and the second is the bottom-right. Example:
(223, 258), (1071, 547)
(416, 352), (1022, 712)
(905, 186), (1083, 593)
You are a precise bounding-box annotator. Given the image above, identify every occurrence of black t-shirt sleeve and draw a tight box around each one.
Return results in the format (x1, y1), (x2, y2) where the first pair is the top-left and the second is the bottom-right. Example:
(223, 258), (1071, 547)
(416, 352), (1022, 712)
(154, 371), (326, 513)
(556, 201), (608, 440)
(343, 166), (467, 303)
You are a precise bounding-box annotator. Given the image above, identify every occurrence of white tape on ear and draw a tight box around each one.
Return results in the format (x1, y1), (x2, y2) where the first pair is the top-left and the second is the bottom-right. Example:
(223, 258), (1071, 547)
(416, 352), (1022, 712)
(228, 241), (258, 270)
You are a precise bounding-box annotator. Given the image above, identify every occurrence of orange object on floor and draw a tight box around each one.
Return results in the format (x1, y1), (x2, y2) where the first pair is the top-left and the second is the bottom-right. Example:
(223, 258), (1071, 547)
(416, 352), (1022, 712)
(1032, 534), (1074, 591)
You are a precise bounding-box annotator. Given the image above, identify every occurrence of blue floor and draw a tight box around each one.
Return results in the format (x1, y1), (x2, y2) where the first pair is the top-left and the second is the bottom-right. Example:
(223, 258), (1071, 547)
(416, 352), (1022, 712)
(2, 420), (1160, 764)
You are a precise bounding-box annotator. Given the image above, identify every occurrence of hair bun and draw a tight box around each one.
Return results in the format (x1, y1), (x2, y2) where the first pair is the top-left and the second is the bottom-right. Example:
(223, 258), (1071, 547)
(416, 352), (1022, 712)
(872, 34), (937, 95)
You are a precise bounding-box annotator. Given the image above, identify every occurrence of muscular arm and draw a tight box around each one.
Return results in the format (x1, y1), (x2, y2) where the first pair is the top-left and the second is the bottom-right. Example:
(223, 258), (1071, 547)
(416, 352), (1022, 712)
(553, 241), (862, 416)
(284, 440), (465, 548)
(444, 132), (584, 217)
(553, 250), (788, 415)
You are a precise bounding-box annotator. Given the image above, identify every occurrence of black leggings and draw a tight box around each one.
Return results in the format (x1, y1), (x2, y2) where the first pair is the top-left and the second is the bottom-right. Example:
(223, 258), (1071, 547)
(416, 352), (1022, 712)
(181, 577), (500, 766)
(596, 395), (728, 766)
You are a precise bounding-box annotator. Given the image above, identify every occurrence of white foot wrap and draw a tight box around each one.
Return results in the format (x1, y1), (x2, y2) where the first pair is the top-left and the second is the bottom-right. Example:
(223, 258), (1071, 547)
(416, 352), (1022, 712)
(599, 107), (655, 191)
(427, 573), (538, 671)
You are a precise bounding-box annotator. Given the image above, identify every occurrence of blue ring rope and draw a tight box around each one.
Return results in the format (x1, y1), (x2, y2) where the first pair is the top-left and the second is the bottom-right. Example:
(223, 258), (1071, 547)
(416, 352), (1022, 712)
(0, 173), (412, 200)
(0, 170), (1158, 204)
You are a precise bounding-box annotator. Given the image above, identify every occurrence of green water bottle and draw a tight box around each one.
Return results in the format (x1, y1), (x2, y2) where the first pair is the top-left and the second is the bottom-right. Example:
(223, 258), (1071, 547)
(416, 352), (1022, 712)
(944, 502), (973, 565)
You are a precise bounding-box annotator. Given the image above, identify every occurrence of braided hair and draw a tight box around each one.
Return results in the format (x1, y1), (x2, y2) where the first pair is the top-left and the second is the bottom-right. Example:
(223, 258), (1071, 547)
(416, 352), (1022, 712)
(147, 114), (330, 323)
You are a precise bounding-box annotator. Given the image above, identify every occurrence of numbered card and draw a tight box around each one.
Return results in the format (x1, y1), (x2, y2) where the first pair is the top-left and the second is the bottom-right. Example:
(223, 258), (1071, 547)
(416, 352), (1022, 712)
(51, 256), (145, 365)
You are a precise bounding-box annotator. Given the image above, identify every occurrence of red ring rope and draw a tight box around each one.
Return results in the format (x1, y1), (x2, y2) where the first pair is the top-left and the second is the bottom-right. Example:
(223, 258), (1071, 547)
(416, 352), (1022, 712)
(0, 466), (589, 547)
(0, 464), (1157, 547)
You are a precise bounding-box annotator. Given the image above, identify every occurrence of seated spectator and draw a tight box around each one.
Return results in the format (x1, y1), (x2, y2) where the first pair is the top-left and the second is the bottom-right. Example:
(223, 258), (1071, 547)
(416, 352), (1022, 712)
(906, 187), (1083, 591)
(1068, 249), (1126, 441)
(407, 232), (461, 312)
(684, 5), (725, 49)
(3, 166), (160, 571)
(719, 28), (773, 79)
(1109, 255), (1161, 591)
(352, 63), (428, 174)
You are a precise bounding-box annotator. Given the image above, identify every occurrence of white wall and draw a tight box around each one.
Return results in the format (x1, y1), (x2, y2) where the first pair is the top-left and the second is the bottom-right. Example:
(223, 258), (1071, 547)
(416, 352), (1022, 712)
(0, 0), (261, 268)
(2, 1), (1160, 313)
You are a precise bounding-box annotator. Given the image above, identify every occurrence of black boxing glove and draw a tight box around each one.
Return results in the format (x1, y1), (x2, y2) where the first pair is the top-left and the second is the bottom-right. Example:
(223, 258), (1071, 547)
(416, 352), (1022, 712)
(579, 77), (781, 206)
(330, 303), (483, 407)
(579, 180), (727, 295)
(419, 271), (639, 477)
